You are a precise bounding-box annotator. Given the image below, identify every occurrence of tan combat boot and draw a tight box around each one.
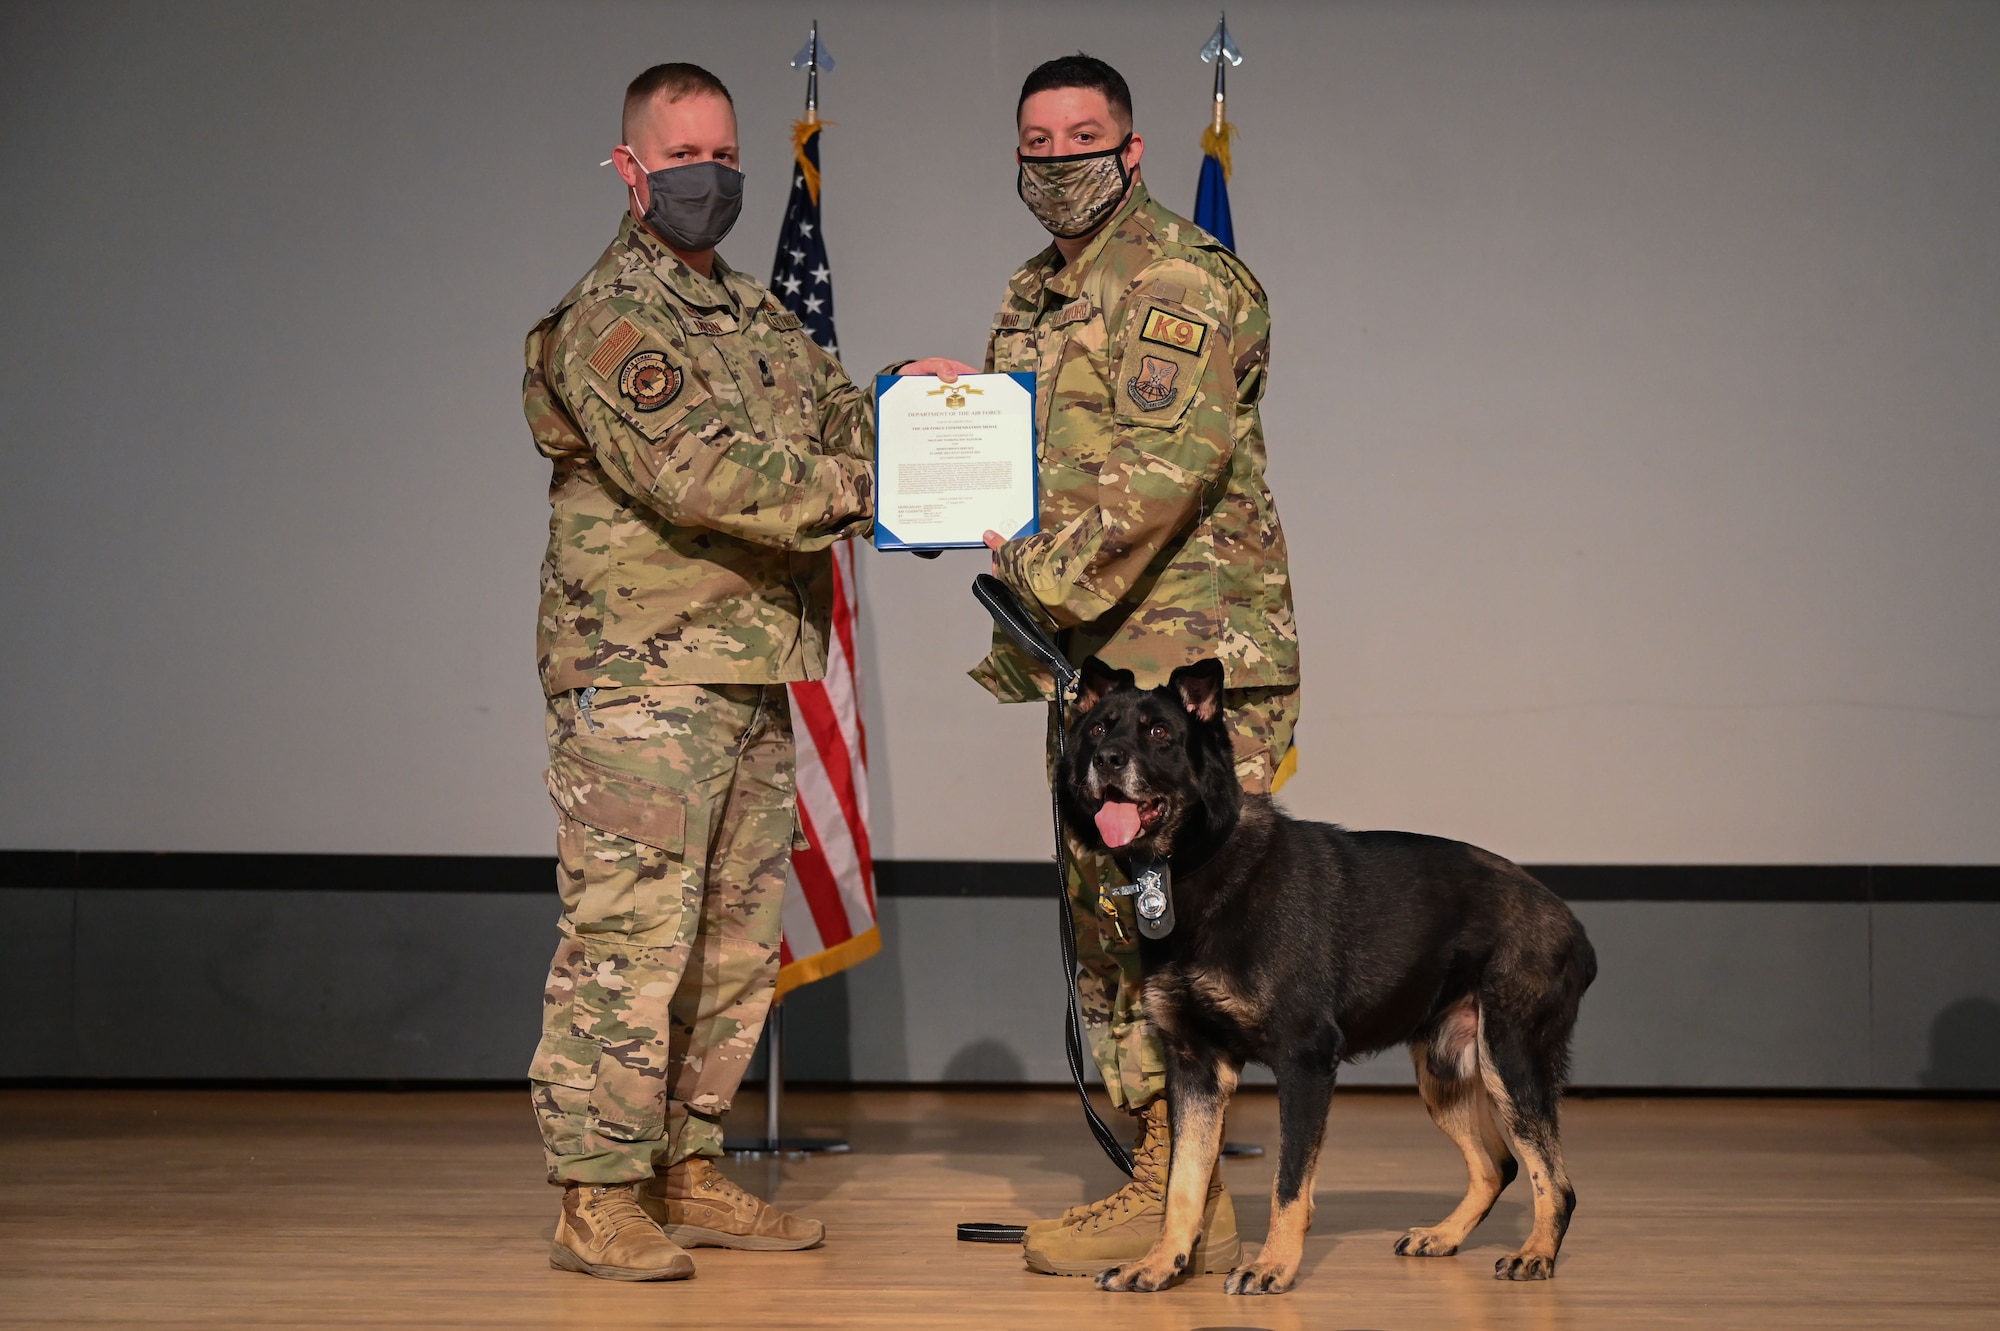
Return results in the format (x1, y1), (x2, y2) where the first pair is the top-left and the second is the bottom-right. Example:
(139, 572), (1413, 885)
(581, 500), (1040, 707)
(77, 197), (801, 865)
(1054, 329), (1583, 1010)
(1021, 1099), (1241, 1277)
(637, 1156), (826, 1251)
(549, 1182), (696, 1281)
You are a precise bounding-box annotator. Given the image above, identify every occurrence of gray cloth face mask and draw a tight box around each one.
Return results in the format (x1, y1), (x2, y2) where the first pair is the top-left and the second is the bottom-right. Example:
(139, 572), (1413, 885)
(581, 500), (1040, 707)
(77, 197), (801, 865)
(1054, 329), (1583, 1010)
(629, 152), (744, 251)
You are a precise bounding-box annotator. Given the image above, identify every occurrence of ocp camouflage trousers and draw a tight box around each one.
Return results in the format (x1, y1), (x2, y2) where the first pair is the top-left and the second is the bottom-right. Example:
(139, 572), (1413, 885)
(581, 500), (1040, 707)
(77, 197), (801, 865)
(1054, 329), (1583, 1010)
(529, 683), (797, 1185)
(1051, 684), (1300, 1112)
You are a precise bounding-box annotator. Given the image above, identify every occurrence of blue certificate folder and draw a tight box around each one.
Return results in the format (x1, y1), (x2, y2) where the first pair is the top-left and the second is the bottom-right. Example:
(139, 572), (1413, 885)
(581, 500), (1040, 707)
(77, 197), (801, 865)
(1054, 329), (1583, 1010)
(872, 371), (1040, 551)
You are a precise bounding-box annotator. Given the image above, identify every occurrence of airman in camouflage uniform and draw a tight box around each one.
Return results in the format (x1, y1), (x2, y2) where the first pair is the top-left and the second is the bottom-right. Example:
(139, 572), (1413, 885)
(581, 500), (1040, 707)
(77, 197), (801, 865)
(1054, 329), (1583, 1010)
(524, 62), (868, 1281)
(975, 177), (1300, 1109)
(936, 55), (1302, 1276)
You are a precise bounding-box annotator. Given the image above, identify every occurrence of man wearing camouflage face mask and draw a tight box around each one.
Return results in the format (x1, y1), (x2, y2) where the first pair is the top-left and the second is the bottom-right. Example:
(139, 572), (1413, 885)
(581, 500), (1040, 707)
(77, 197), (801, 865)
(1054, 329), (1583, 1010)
(903, 53), (1301, 1278)
(523, 60), (873, 1282)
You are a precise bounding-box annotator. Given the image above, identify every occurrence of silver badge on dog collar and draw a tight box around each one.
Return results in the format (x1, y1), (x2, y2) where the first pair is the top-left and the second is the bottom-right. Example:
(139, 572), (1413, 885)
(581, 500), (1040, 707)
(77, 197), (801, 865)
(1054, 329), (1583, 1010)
(1131, 859), (1175, 940)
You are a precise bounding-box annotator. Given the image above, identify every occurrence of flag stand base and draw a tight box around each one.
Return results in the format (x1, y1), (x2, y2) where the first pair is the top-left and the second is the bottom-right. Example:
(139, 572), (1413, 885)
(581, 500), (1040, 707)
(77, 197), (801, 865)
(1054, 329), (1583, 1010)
(722, 1000), (850, 1158)
(724, 1138), (852, 1157)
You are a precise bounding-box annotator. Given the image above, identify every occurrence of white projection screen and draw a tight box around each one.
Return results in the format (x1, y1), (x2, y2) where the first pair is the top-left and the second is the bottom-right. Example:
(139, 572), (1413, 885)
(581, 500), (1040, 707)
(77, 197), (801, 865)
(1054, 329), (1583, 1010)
(1, 0), (1995, 866)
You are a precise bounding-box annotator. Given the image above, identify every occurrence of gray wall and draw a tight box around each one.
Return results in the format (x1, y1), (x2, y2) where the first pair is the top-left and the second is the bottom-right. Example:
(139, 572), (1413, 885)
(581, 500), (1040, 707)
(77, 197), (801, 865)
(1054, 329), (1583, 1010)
(2, 0), (1996, 863)
(8, 887), (1998, 1090)
(3, 3), (1998, 1089)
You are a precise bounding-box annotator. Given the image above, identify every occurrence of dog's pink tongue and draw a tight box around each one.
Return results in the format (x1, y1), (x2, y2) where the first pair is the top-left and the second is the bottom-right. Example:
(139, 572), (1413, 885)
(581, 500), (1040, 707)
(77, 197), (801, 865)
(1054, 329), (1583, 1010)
(1095, 800), (1143, 848)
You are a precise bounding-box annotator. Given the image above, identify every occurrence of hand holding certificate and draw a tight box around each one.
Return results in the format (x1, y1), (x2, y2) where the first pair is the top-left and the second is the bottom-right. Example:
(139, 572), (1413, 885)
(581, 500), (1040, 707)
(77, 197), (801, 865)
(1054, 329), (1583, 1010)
(873, 372), (1039, 551)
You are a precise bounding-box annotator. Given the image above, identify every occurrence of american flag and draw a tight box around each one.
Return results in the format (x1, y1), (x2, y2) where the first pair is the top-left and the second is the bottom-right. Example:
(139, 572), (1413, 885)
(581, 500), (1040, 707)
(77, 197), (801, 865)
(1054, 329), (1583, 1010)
(773, 118), (878, 996)
(770, 122), (838, 356)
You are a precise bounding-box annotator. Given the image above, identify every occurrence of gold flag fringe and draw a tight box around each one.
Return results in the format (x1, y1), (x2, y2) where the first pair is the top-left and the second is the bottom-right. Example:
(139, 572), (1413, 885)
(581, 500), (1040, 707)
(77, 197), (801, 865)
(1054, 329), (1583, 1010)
(775, 923), (879, 999)
(790, 118), (834, 206)
(1200, 120), (1236, 181)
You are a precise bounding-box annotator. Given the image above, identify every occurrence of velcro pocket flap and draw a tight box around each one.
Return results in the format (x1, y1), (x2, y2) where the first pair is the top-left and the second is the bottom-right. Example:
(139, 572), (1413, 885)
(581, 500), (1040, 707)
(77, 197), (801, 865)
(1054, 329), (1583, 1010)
(529, 1032), (601, 1090)
(544, 750), (688, 855)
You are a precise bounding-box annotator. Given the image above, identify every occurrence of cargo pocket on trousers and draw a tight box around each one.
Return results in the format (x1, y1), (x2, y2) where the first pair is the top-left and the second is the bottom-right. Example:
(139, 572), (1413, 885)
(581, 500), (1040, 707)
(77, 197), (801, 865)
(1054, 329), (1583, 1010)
(545, 748), (691, 856)
(585, 1045), (669, 1144)
(528, 1032), (602, 1157)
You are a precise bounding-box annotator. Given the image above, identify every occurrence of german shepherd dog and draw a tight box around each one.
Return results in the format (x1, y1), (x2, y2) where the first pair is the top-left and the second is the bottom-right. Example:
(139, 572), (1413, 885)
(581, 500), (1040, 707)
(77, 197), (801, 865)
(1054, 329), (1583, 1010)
(1061, 658), (1596, 1295)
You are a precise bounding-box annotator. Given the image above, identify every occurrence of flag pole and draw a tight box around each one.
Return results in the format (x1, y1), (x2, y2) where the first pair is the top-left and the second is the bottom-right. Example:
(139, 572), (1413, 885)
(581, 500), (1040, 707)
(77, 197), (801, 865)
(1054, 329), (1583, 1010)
(766, 1001), (783, 1145)
(1211, 21), (1227, 132)
(1197, 13), (1260, 1152)
(1195, 12), (1243, 250)
(802, 18), (821, 126)
(724, 20), (851, 1161)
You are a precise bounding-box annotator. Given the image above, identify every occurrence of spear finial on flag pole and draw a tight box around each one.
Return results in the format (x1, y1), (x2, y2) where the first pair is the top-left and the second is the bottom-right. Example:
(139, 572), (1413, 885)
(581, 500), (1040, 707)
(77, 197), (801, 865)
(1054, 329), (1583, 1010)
(1195, 12), (1243, 249)
(1200, 11), (1243, 136)
(792, 20), (835, 126)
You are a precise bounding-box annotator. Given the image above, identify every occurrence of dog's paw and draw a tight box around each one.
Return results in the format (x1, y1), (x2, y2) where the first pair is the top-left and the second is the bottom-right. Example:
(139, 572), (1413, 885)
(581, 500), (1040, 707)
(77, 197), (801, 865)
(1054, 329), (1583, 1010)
(1494, 1250), (1556, 1281)
(1394, 1226), (1460, 1258)
(1094, 1251), (1185, 1293)
(1223, 1259), (1297, 1295)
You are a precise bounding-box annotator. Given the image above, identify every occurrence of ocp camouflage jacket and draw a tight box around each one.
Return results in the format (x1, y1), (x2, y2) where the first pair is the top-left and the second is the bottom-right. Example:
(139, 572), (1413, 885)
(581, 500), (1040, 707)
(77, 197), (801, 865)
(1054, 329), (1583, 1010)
(974, 183), (1299, 701)
(524, 216), (873, 694)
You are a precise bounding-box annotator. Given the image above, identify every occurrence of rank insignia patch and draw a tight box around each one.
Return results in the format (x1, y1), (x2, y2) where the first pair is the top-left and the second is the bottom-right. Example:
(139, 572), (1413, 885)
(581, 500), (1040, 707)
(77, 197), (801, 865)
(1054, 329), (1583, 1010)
(1139, 307), (1207, 357)
(1126, 355), (1181, 412)
(618, 349), (681, 412)
(587, 318), (644, 379)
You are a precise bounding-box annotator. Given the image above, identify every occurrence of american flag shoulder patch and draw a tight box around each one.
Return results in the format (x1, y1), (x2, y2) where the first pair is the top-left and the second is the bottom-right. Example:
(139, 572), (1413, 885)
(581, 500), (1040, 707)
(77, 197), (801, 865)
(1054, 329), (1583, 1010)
(586, 318), (645, 379)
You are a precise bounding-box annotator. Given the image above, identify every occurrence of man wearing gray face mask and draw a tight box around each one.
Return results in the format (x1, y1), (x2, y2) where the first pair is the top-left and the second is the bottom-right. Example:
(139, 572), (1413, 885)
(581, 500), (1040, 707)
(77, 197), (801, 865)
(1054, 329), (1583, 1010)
(522, 61), (874, 1282)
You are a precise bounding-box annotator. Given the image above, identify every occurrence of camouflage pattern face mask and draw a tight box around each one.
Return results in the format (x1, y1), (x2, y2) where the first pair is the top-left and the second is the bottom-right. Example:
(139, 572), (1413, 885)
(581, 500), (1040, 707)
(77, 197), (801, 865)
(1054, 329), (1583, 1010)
(1017, 135), (1134, 239)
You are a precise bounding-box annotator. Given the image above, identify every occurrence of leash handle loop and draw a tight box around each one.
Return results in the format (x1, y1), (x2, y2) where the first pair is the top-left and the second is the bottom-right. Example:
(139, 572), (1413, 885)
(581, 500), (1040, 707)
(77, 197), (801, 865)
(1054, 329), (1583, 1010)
(973, 574), (1079, 693)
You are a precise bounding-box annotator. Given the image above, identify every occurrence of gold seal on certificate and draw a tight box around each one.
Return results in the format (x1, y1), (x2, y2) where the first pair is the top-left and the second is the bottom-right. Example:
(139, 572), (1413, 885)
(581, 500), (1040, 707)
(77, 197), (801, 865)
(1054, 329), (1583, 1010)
(873, 372), (1039, 550)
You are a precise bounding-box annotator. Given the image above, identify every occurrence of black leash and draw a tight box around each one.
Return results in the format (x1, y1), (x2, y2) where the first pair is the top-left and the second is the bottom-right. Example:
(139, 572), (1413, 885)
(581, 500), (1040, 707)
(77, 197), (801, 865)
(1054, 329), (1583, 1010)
(973, 575), (1135, 1179)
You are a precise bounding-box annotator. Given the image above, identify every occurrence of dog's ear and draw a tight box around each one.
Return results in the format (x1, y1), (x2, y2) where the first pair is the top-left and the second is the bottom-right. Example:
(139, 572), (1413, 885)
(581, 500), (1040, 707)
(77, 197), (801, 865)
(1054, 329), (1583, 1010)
(1167, 659), (1226, 723)
(1075, 657), (1135, 714)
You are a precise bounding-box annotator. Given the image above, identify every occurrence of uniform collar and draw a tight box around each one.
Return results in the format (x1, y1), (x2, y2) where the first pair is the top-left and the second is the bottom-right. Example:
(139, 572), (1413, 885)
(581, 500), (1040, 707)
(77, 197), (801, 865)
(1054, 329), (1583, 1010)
(1006, 180), (1159, 307)
(616, 213), (745, 313)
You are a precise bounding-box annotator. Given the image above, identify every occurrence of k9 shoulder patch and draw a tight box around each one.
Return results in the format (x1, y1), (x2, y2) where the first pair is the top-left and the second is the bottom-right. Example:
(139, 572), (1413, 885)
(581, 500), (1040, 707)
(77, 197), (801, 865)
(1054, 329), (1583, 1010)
(1139, 306), (1208, 357)
(617, 349), (682, 412)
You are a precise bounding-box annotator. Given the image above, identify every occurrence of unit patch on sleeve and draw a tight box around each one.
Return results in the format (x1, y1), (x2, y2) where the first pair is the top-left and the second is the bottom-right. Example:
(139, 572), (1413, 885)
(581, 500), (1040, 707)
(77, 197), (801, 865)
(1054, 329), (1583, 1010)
(1125, 355), (1181, 412)
(1139, 307), (1208, 357)
(618, 349), (682, 412)
(587, 318), (645, 379)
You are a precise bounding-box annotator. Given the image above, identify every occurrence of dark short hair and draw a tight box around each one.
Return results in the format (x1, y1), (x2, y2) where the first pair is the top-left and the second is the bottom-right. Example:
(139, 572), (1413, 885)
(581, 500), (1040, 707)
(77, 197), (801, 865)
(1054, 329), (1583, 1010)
(1016, 53), (1133, 128)
(623, 62), (733, 140)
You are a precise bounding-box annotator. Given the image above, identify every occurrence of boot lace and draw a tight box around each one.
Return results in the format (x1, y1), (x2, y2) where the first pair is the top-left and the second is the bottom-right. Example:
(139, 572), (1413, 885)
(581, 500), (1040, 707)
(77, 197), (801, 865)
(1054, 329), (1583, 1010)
(682, 1158), (759, 1210)
(1074, 1113), (1172, 1229)
(584, 1184), (659, 1237)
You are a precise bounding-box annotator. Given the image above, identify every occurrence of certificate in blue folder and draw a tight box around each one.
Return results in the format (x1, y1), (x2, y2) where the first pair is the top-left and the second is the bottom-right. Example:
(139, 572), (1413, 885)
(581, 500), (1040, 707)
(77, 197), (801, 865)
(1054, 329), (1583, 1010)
(872, 372), (1039, 551)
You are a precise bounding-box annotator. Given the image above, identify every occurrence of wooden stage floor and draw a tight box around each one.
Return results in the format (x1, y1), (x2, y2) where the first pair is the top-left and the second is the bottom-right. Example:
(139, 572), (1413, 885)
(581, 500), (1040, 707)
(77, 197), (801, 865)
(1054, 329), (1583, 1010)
(2, 1086), (1996, 1329)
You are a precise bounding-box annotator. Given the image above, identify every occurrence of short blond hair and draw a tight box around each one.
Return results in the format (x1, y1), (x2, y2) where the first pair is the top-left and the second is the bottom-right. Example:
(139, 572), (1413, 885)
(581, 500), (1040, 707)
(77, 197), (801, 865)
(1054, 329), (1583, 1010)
(622, 62), (733, 142)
